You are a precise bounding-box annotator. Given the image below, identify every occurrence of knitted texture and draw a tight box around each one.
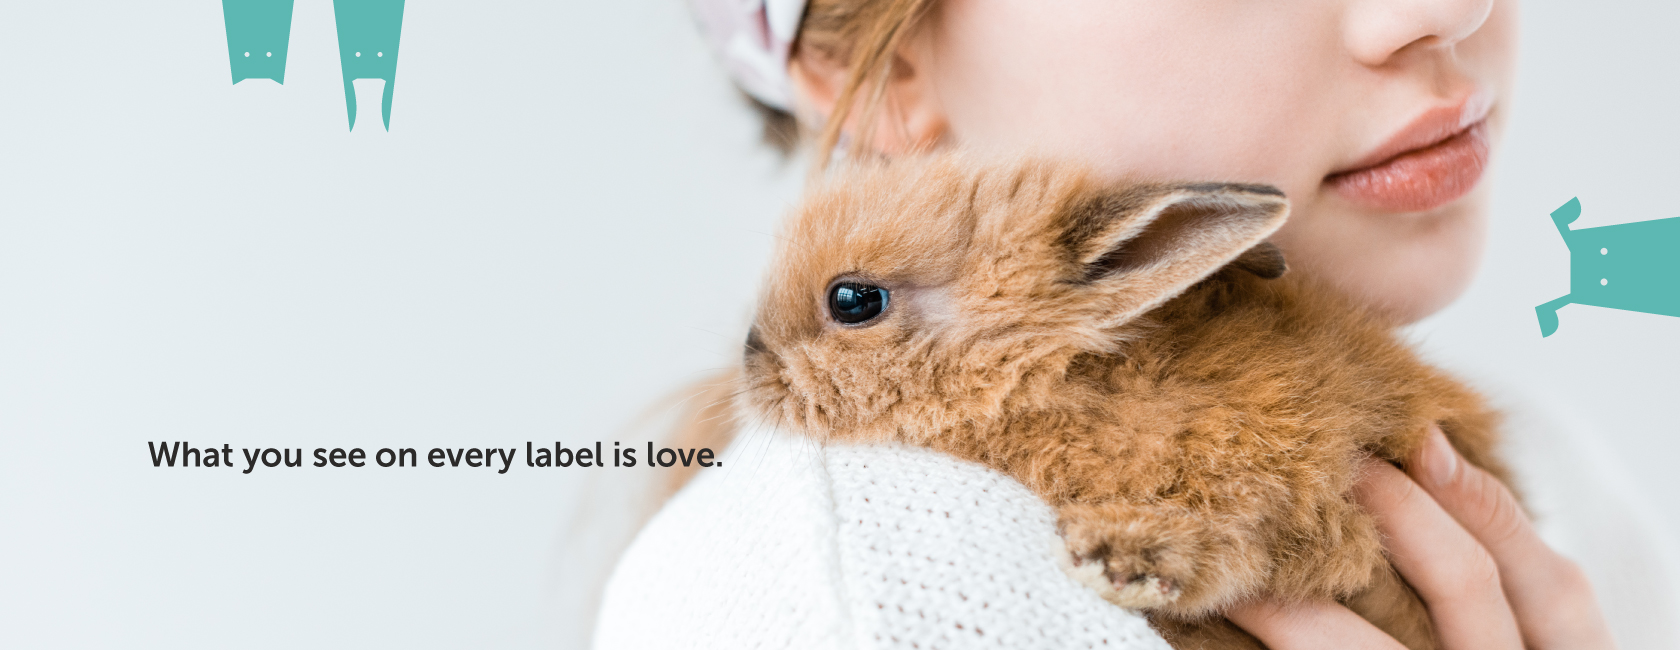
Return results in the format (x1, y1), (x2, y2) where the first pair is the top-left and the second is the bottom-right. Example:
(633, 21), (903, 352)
(594, 425), (1171, 650)
(825, 445), (1170, 649)
(593, 429), (853, 650)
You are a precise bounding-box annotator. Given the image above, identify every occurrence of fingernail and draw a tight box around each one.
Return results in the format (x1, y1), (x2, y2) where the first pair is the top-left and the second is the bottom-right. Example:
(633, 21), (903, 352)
(1423, 427), (1458, 488)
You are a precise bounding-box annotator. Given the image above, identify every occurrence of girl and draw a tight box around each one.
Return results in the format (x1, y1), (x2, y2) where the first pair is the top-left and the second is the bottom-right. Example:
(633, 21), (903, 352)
(592, 1), (1677, 647)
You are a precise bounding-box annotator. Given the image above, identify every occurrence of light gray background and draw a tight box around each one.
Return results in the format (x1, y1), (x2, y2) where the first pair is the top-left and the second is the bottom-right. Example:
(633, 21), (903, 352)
(0, 1), (1674, 649)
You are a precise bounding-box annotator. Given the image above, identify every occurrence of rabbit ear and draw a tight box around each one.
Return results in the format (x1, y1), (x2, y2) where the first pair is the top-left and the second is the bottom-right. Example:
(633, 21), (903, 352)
(1230, 241), (1288, 279)
(1061, 182), (1289, 325)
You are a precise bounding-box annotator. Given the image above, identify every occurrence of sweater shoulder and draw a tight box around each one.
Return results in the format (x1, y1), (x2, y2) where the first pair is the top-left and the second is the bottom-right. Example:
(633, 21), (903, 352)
(594, 427), (852, 650)
(595, 426), (1170, 649)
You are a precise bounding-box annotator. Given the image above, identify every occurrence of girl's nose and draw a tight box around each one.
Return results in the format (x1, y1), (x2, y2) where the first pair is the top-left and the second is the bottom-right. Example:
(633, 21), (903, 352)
(1343, 0), (1496, 66)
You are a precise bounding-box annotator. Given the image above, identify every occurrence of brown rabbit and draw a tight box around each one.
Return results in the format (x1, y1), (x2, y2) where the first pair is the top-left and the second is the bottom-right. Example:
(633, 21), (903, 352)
(736, 154), (1510, 649)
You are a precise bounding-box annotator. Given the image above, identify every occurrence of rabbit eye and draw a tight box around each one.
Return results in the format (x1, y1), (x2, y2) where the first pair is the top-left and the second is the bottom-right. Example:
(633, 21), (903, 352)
(829, 282), (888, 325)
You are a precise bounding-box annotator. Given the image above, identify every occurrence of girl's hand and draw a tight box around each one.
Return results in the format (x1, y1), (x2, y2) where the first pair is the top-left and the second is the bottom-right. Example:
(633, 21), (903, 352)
(1225, 425), (1617, 649)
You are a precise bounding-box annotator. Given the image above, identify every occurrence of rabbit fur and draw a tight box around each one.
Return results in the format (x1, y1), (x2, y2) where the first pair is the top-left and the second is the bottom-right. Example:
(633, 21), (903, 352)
(735, 154), (1510, 649)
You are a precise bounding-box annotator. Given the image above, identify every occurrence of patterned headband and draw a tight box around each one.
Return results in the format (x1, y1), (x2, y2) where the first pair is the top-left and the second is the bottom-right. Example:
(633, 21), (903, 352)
(688, 0), (809, 112)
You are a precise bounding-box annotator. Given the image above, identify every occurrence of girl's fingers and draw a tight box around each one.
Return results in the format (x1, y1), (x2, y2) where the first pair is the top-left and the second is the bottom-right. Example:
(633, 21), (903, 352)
(1407, 426), (1616, 649)
(1227, 597), (1408, 650)
(1354, 460), (1524, 650)
(1229, 430), (1615, 650)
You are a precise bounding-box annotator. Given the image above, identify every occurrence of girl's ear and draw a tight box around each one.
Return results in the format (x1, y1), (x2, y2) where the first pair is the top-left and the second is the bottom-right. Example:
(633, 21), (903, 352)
(1061, 183), (1290, 326)
(788, 35), (948, 156)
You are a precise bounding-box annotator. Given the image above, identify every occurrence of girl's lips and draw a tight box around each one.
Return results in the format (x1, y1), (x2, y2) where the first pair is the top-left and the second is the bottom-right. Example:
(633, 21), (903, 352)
(1324, 119), (1490, 214)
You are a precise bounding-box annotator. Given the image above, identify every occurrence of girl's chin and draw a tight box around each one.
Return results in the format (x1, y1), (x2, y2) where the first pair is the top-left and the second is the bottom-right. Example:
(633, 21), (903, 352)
(1285, 192), (1489, 324)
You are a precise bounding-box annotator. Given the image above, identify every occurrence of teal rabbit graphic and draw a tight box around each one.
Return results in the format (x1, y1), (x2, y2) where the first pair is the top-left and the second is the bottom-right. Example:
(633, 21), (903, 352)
(1537, 198), (1680, 337)
(334, 0), (406, 130)
(222, 0), (295, 84)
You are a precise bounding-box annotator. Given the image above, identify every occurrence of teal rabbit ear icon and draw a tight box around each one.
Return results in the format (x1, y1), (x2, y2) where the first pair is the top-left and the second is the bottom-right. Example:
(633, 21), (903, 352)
(222, 0), (296, 84)
(1537, 197), (1680, 337)
(334, 0), (406, 131)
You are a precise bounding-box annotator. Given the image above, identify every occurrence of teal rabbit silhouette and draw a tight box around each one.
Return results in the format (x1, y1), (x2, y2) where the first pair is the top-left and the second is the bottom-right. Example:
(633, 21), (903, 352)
(1537, 198), (1680, 336)
(334, 0), (406, 130)
(223, 0), (295, 84)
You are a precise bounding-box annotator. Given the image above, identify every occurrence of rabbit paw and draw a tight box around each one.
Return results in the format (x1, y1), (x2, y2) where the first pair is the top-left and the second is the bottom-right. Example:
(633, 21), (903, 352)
(1054, 502), (1201, 610)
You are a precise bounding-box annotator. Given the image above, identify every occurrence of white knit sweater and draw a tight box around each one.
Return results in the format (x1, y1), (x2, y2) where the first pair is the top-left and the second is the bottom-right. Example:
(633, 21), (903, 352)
(592, 400), (1680, 650)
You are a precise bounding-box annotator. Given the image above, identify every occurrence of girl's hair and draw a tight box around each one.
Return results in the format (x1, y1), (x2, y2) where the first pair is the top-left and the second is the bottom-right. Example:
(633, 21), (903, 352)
(751, 0), (936, 165)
